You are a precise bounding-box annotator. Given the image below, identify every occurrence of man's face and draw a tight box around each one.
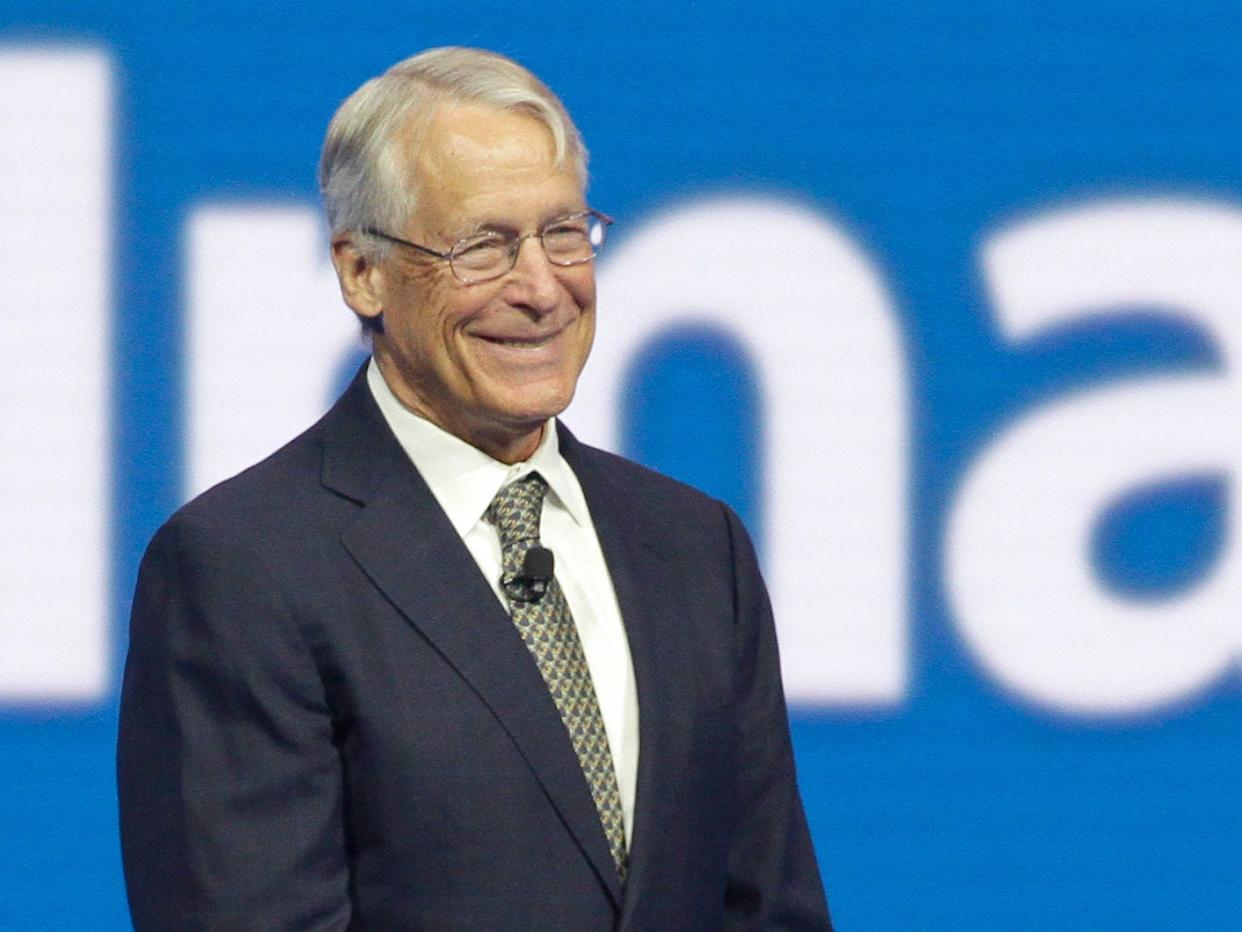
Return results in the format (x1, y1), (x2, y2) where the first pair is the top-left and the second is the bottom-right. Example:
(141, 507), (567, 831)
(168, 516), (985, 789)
(353, 101), (595, 463)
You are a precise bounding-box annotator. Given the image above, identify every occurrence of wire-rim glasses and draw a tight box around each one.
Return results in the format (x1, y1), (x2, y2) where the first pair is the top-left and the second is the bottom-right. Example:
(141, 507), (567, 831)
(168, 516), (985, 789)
(362, 209), (613, 285)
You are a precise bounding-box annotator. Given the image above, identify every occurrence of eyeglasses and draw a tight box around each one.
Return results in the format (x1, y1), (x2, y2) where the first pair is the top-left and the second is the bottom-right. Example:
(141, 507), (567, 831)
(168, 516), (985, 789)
(362, 209), (613, 285)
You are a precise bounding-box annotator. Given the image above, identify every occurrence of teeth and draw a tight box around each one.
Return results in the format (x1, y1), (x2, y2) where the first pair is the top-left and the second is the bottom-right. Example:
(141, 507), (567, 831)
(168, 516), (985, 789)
(489, 336), (548, 346)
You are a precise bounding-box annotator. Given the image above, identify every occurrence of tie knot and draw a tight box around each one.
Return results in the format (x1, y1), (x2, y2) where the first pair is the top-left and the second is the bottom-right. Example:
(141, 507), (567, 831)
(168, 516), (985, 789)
(486, 472), (548, 549)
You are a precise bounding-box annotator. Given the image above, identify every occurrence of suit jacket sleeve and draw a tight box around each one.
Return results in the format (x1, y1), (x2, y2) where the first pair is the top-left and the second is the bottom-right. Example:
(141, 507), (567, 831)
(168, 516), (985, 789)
(720, 503), (832, 931)
(117, 513), (351, 930)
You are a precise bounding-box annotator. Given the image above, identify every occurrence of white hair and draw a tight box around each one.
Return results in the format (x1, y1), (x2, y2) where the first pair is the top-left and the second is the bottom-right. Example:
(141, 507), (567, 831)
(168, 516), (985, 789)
(319, 47), (588, 249)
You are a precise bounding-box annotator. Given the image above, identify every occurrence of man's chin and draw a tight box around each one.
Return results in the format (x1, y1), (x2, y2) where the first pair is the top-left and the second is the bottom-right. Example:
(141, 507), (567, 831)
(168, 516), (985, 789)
(444, 398), (567, 462)
(480, 381), (576, 426)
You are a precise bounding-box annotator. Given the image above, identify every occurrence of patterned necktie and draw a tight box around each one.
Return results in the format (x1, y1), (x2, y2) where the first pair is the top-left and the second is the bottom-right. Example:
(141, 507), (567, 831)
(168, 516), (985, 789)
(486, 472), (628, 880)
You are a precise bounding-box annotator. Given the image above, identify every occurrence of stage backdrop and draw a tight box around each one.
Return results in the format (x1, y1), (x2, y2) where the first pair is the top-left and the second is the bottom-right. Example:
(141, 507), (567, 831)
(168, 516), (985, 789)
(3, 3), (1240, 928)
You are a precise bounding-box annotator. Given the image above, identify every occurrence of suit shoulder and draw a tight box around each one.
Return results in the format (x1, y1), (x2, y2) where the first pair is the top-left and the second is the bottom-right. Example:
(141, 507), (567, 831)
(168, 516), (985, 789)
(173, 419), (327, 531)
(563, 433), (736, 529)
(150, 401), (370, 582)
(166, 368), (392, 540)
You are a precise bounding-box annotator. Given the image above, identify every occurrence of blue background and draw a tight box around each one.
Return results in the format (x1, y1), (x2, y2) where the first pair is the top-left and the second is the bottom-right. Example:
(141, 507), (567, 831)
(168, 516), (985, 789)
(3, 2), (1240, 927)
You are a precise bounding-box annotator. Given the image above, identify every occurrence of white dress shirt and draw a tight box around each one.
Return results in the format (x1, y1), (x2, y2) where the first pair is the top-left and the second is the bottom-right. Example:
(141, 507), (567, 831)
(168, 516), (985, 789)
(367, 360), (639, 841)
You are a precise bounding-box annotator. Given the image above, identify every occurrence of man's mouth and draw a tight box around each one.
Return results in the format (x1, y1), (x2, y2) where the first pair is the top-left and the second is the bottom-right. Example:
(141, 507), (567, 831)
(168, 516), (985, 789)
(477, 331), (559, 348)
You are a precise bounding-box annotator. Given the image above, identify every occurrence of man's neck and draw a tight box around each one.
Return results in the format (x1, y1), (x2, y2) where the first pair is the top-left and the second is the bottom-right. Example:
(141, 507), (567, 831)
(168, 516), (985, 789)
(370, 355), (546, 464)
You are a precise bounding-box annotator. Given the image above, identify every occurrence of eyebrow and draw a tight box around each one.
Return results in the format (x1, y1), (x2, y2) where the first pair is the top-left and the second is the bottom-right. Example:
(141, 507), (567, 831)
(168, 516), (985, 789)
(462, 220), (517, 239)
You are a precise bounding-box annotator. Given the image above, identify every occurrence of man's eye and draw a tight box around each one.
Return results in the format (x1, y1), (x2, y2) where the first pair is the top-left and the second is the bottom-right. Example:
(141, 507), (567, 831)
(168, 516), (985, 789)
(457, 235), (504, 253)
(545, 220), (588, 237)
(453, 237), (509, 266)
(543, 226), (589, 250)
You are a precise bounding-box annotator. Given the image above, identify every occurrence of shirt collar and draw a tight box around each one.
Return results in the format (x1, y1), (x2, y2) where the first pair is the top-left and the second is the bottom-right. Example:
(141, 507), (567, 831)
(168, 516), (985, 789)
(366, 358), (590, 536)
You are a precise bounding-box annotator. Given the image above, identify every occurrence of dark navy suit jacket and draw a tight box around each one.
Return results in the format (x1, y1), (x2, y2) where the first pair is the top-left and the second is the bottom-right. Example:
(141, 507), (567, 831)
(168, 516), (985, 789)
(118, 368), (830, 930)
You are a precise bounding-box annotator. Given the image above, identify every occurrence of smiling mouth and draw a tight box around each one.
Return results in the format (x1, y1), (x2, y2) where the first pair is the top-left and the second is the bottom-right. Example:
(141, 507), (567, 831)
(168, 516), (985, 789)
(477, 332), (559, 348)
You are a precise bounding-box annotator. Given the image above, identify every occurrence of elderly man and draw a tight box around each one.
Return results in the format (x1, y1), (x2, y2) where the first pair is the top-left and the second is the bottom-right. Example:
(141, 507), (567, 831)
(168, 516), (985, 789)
(118, 47), (830, 930)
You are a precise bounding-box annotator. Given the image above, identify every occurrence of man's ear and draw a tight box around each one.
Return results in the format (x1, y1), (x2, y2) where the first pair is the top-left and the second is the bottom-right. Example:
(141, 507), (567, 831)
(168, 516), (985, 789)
(331, 235), (385, 326)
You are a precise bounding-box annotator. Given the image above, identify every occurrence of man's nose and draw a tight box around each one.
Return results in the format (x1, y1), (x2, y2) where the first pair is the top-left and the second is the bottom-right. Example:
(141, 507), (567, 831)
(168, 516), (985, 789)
(506, 235), (562, 313)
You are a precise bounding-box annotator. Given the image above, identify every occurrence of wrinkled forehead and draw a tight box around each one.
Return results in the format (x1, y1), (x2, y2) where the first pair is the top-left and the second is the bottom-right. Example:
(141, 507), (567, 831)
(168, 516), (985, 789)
(402, 101), (585, 234)
(415, 102), (559, 184)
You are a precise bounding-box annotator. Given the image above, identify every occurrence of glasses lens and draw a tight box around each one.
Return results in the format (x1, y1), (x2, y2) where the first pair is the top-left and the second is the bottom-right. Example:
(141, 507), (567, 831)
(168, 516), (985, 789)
(446, 212), (611, 282)
(450, 234), (511, 282)
(543, 212), (606, 266)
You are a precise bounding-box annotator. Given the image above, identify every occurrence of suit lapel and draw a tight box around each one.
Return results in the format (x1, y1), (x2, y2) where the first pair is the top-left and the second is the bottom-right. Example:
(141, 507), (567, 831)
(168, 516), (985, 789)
(559, 426), (702, 920)
(320, 374), (624, 907)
